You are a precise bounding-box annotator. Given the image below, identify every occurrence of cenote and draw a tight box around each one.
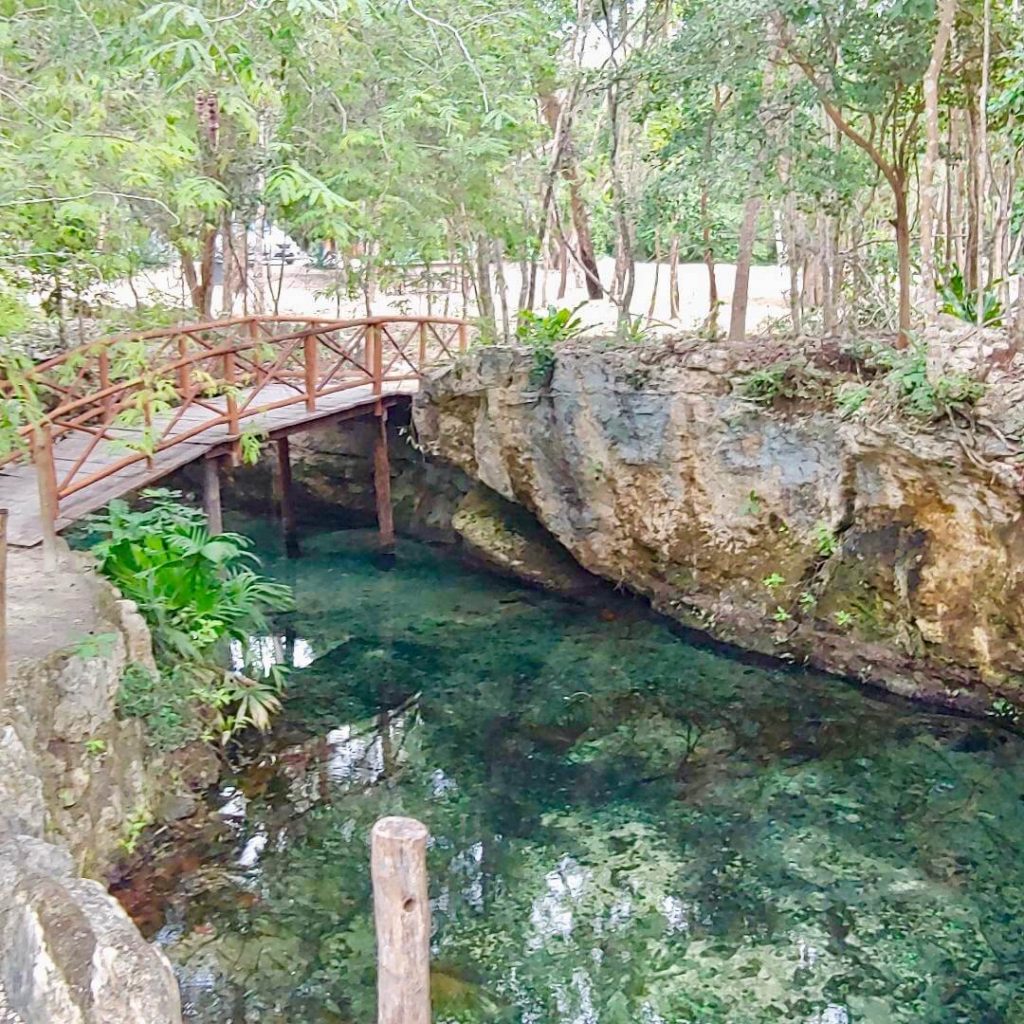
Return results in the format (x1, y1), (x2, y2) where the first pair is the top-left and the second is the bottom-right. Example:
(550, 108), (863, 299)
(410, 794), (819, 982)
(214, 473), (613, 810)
(118, 520), (1024, 1024)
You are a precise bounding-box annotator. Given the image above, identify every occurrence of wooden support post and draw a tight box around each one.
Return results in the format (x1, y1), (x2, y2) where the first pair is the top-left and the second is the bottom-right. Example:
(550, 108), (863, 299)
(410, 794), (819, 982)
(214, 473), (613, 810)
(177, 335), (190, 396)
(274, 436), (300, 558)
(371, 816), (431, 1024)
(224, 349), (240, 465)
(418, 321), (428, 371)
(0, 508), (7, 691)
(32, 425), (60, 571)
(373, 410), (395, 552)
(458, 321), (468, 353)
(203, 455), (223, 535)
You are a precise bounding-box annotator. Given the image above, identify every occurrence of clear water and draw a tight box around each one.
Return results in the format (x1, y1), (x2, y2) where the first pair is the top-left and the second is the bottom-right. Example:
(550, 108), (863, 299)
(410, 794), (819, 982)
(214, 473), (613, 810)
(125, 524), (1024, 1024)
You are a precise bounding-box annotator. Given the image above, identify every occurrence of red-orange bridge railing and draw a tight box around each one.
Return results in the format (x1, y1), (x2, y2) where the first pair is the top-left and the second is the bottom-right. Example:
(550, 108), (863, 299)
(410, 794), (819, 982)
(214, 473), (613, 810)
(0, 313), (468, 524)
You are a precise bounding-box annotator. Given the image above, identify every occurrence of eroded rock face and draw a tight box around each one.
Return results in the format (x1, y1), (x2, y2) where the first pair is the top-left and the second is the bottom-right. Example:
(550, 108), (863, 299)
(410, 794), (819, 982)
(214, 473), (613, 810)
(0, 836), (181, 1024)
(414, 344), (1024, 713)
(452, 486), (601, 596)
(0, 549), (183, 1023)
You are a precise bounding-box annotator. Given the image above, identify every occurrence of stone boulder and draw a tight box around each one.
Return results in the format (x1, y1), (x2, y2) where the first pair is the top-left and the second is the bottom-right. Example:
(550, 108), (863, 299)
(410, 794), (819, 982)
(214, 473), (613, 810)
(0, 836), (181, 1024)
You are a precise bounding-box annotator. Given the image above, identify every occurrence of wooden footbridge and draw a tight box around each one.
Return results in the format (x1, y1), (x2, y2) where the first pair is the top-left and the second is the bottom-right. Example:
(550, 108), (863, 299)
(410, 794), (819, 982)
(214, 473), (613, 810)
(0, 314), (468, 550)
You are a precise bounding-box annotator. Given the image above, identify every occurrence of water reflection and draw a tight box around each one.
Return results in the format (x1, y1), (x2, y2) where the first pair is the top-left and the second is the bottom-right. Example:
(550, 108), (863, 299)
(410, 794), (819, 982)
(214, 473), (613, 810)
(121, 527), (1024, 1024)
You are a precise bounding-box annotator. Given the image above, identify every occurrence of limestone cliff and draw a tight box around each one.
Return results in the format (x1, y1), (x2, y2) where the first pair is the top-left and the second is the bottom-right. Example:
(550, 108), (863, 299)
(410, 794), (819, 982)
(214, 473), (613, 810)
(414, 343), (1024, 716)
(0, 546), (182, 1023)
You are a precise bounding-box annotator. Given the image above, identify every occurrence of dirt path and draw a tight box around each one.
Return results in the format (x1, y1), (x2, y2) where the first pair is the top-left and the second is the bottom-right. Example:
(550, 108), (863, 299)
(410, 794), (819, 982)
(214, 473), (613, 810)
(5, 546), (105, 666)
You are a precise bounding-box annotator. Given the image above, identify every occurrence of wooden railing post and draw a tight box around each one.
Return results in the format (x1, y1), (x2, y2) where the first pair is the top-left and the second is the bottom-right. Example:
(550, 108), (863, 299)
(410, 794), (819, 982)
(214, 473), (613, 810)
(304, 330), (318, 411)
(372, 324), (383, 396)
(224, 348), (239, 435)
(371, 816), (430, 1024)
(458, 322), (468, 354)
(177, 336), (190, 397)
(98, 347), (112, 419)
(418, 321), (428, 372)
(31, 424), (60, 570)
(0, 507), (7, 691)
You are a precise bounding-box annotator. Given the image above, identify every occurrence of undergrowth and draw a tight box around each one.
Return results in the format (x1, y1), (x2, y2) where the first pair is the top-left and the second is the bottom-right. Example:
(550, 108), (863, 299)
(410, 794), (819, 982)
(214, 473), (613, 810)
(516, 304), (585, 384)
(739, 344), (985, 423)
(88, 488), (294, 748)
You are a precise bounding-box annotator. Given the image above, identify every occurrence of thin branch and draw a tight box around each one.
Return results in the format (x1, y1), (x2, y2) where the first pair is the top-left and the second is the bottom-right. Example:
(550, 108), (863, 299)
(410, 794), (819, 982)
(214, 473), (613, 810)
(403, 0), (489, 112)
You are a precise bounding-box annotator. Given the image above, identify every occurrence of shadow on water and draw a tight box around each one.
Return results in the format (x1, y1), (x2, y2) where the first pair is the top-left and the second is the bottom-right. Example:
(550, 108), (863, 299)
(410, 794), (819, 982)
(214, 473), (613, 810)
(115, 522), (1024, 1024)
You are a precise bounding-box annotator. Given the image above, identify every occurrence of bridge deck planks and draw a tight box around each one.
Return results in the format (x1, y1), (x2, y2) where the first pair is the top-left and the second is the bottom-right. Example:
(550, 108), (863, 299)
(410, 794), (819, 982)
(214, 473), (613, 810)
(0, 379), (418, 547)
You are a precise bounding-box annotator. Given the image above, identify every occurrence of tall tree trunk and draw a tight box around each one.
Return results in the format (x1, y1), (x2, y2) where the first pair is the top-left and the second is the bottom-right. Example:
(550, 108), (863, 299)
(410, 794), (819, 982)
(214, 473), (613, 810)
(976, 0), (991, 325)
(921, 0), (956, 377)
(782, 196), (801, 334)
(493, 239), (512, 342)
(540, 93), (602, 300)
(474, 234), (495, 326)
(179, 228), (217, 318)
(700, 172), (718, 332)
(921, 0), (950, 323)
(728, 194), (762, 341)
(965, 100), (980, 291)
(221, 214), (248, 317)
(669, 235), (680, 319)
(894, 183), (912, 341)
(648, 231), (661, 318)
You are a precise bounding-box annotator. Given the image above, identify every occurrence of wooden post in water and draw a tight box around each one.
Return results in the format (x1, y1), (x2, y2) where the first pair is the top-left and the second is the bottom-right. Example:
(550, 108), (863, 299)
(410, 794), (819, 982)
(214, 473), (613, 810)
(274, 436), (300, 558)
(203, 455), (223, 535)
(371, 816), (431, 1024)
(373, 410), (395, 552)
(0, 508), (7, 690)
(32, 425), (60, 570)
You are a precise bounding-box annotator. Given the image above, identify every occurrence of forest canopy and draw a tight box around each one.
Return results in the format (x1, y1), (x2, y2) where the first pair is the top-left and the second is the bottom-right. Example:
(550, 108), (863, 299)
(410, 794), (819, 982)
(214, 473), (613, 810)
(0, 0), (1018, 364)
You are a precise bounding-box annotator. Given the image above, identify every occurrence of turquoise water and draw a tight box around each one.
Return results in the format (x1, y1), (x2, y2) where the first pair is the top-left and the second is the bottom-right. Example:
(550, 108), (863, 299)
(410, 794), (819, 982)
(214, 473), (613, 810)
(129, 525), (1024, 1024)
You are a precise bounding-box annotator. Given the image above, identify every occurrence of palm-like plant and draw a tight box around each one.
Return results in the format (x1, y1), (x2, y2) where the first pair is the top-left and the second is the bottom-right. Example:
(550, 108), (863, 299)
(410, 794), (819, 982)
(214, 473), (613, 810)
(87, 489), (294, 740)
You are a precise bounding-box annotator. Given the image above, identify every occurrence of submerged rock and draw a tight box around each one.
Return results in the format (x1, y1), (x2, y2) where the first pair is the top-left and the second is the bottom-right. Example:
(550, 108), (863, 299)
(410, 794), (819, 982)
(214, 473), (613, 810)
(414, 342), (1024, 714)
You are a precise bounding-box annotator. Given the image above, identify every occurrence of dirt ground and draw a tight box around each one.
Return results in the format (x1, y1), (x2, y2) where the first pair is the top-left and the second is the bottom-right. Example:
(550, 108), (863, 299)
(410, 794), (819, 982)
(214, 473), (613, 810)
(5, 545), (104, 665)
(111, 257), (792, 335)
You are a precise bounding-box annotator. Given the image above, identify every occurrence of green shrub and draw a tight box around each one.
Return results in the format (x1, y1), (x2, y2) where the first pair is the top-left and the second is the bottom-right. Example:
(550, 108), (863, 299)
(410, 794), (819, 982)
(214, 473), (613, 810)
(516, 304), (586, 384)
(737, 361), (830, 407)
(875, 345), (985, 420)
(938, 265), (1003, 327)
(88, 489), (294, 744)
(117, 663), (198, 751)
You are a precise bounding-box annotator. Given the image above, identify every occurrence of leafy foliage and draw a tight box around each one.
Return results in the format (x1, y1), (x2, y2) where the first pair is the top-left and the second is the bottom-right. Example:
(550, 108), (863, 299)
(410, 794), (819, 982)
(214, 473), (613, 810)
(87, 489), (293, 744)
(516, 305), (585, 385)
(874, 345), (986, 420)
(938, 265), (1004, 327)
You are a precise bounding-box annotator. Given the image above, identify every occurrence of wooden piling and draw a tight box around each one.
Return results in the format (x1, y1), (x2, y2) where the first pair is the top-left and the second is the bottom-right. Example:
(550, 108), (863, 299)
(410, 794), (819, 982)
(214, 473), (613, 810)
(32, 425), (61, 571)
(274, 436), (300, 558)
(0, 507), (7, 690)
(373, 411), (395, 552)
(371, 816), (431, 1024)
(203, 455), (223, 535)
